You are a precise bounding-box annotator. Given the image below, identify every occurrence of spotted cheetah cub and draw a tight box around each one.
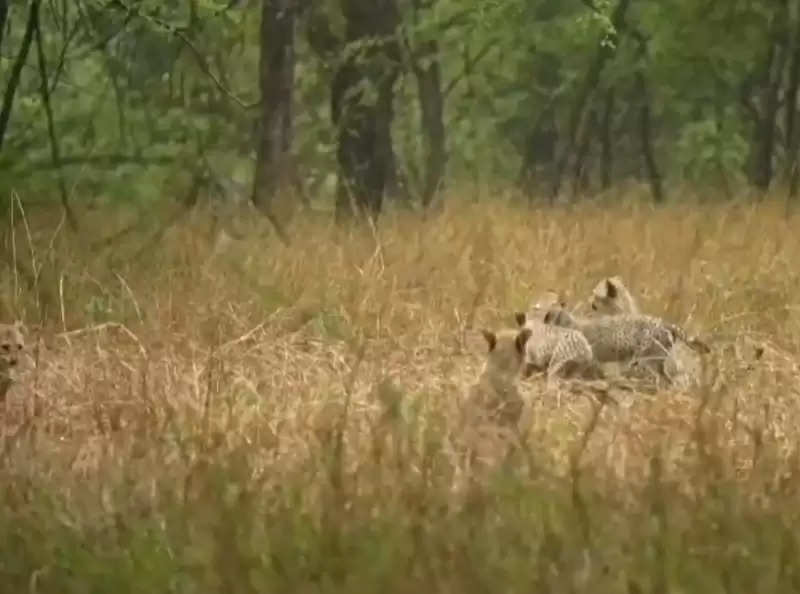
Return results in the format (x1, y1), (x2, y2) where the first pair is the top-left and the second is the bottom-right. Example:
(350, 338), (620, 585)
(514, 291), (601, 382)
(543, 306), (710, 384)
(467, 326), (532, 427)
(587, 275), (710, 386)
(590, 276), (641, 314)
(0, 321), (25, 402)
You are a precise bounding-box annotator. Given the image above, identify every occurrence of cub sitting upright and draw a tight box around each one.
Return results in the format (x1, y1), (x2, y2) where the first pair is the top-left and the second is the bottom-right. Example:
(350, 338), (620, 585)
(467, 325), (532, 427)
(0, 321), (25, 402)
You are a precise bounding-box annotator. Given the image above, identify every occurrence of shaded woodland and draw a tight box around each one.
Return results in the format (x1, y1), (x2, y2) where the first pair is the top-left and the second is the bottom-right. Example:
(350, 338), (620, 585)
(3, 0), (800, 229)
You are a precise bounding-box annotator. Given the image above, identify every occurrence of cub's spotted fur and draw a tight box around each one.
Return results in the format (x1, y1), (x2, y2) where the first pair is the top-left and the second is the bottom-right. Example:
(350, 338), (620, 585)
(514, 291), (601, 382)
(0, 321), (25, 402)
(543, 308), (710, 384)
(586, 276), (711, 386)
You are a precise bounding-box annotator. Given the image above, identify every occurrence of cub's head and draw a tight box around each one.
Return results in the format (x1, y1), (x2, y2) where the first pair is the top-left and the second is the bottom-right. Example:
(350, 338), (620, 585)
(543, 307), (577, 328)
(0, 321), (25, 368)
(480, 326), (532, 377)
(590, 276), (636, 314)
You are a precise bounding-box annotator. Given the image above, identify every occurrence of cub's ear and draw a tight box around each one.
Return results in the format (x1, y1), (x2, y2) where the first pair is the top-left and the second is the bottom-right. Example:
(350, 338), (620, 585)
(480, 329), (497, 351)
(543, 310), (556, 324)
(515, 327), (532, 354)
(605, 278), (618, 298)
(514, 312), (526, 327)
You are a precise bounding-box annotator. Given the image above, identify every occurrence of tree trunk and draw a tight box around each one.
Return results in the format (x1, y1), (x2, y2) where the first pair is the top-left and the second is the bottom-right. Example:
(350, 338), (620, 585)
(410, 0), (446, 208)
(0, 0), (8, 51)
(550, 0), (631, 201)
(752, 44), (783, 190)
(786, 9), (800, 197)
(600, 88), (615, 189)
(413, 38), (446, 208)
(635, 71), (663, 202)
(333, 0), (401, 222)
(752, 5), (789, 191)
(251, 0), (296, 243)
(0, 0), (39, 151)
(518, 107), (557, 196)
(518, 51), (560, 197)
(572, 107), (597, 197)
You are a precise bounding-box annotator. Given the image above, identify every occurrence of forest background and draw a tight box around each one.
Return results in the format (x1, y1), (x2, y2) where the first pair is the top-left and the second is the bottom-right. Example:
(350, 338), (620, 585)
(2, 1), (800, 592)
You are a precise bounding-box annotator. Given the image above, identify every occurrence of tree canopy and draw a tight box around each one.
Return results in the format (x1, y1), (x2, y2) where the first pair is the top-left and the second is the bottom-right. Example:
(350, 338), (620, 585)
(1, 0), (798, 225)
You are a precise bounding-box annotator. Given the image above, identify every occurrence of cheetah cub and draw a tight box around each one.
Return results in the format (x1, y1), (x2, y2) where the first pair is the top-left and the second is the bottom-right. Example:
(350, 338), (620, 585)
(514, 291), (601, 382)
(0, 321), (25, 402)
(543, 307), (710, 385)
(590, 276), (641, 314)
(587, 275), (710, 386)
(467, 326), (532, 427)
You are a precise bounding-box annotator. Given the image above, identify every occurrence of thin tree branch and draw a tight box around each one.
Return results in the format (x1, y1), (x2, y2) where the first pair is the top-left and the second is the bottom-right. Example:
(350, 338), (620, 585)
(443, 41), (494, 97)
(48, 16), (83, 94)
(7, 153), (175, 176)
(114, 0), (259, 110)
(173, 28), (259, 109)
(34, 2), (78, 230)
(71, 0), (134, 59)
(0, 0), (39, 151)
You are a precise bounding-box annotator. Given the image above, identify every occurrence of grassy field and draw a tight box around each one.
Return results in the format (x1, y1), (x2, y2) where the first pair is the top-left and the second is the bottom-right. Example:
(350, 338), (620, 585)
(2, 191), (800, 592)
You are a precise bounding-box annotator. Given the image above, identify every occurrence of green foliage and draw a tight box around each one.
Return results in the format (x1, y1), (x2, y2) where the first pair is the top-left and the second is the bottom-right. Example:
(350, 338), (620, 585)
(0, 0), (796, 211)
(676, 115), (749, 186)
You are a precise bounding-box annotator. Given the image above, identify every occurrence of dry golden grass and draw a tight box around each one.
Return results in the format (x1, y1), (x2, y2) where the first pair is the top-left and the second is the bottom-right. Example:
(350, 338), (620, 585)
(2, 191), (800, 590)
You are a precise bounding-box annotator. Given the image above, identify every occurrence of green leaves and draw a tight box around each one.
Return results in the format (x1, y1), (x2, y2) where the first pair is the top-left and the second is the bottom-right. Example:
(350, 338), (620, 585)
(0, 0), (796, 208)
(676, 116), (749, 186)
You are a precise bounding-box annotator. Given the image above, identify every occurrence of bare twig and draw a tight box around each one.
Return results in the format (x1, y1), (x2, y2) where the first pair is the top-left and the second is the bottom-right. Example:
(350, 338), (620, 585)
(47, 16), (83, 94)
(0, 0), (40, 151)
(443, 42), (494, 97)
(56, 322), (147, 358)
(115, 0), (259, 110)
(33, 2), (78, 230)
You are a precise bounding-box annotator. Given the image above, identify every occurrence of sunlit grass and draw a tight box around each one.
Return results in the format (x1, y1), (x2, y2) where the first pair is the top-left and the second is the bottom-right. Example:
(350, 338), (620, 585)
(1, 188), (800, 591)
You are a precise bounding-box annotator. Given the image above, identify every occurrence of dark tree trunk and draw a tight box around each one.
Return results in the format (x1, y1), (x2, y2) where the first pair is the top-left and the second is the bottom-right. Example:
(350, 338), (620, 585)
(600, 88), (615, 189)
(634, 71), (663, 202)
(410, 0), (446, 208)
(332, 0), (401, 222)
(752, 45), (784, 190)
(786, 42), (800, 156)
(752, 5), (789, 191)
(0, 0), (39, 151)
(550, 0), (631, 201)
(786, 12), (800, 197)
(383, 136), (410, 203)
(251, 0), (296, 243)
(572, 107), (597, 196)
(519, 107), (557, 196)
(519, 51), (560, 197)
(0, 0), (8, 50)
(413, 38), (446, 207)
